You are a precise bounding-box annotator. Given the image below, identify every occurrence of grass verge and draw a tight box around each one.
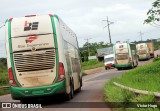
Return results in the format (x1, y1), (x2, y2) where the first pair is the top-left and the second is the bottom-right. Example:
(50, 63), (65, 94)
(104, 59), (160, 111)
(0, 67), (10, 96)
(82, 59), (104, 70)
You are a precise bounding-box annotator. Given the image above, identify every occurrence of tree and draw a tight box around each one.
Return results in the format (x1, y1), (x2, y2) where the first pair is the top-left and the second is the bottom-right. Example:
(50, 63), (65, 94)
(80, 41), (110, 61)
(144, 0), (160, 27)
(0, 58), (7, 65)
(83, 50), (89, 61)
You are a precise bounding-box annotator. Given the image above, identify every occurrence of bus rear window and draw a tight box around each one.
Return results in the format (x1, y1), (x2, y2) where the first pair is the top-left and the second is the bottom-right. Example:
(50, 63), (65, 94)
(116, 53), (128, 60)
(138, 50), (146, 54)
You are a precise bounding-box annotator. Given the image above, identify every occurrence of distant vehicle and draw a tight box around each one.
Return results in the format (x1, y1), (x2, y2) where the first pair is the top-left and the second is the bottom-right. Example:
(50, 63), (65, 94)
(136, 43), (150, 60)
(147, 42), (154, 58)
(113, 42), (138, 70)
(104, 54), (115, 70)
(5, 14), (82, 102)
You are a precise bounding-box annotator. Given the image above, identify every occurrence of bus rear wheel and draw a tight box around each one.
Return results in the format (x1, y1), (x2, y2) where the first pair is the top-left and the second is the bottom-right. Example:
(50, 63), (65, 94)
(65, 81), (74, 101)
(76, 77), (82, 93)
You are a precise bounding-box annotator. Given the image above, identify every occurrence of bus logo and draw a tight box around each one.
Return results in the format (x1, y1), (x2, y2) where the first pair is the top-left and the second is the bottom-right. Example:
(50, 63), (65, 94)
(25, 35), (38, 43)
(119, 45), (123, 48)
(140, 45), (143, 49)
(24, 21), (39, 31)
(119, 45), (124, 51)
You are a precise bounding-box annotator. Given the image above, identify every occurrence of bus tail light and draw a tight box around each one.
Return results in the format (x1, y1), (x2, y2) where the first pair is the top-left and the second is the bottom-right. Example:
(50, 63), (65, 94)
(129, 57), (132, 62)
(8, 68), (18, 86)
(56, 62), (65, 82)
(9, 18), (13, 21)
(49, 14), (53, 17)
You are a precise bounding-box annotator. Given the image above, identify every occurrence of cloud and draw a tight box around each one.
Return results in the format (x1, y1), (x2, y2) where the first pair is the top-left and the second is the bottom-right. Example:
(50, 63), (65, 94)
(0, 0), (159, 57)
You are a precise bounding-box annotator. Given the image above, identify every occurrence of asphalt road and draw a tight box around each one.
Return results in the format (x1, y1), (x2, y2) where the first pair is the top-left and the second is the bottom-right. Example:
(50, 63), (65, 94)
(0, 59), (153, 111)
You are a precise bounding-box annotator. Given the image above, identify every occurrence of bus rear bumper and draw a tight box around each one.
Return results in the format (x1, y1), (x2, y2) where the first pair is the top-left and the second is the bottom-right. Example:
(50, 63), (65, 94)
(10, 80), (66, 100)
(138, 56), (150, 60)
(115, 63), (132, 68)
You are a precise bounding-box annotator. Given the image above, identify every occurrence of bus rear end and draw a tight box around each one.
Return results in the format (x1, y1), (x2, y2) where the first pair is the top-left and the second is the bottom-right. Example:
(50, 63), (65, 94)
(114, 43), (132, 69)
(5, 15), (65, 100)
(136, 43), (150, 60)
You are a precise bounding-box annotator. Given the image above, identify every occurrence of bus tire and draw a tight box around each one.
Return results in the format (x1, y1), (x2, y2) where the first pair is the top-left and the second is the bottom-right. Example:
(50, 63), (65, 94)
(77, 77), (82, 93)
(77, 85), (81, 93)
(136, 60), (138, 67)
(65, 80), (74, 101)
(131, 63), (134, 69)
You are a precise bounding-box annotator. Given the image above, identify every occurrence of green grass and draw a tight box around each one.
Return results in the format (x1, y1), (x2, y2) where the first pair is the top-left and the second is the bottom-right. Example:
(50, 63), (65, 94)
(104, 60), (160, 111)
(113, 60), (160, 92)
(0, 64), (10, 96)
(0, 90), (10, 95)
(82, 59), (104, 70)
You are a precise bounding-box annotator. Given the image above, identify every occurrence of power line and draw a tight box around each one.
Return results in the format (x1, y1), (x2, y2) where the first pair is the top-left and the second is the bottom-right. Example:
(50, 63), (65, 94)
(0, 24), (5, 29)
(102, 16), (114, 44)
(138, 31), (144, 42)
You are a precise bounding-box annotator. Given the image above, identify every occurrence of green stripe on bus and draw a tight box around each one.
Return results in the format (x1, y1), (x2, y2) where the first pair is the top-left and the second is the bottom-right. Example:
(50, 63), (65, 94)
(50, 15), (59, 83)
(8, 20), (21, 87)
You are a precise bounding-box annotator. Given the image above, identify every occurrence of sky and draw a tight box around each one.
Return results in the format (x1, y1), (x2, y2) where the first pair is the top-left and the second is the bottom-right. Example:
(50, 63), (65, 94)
(0, 0), (159, 57)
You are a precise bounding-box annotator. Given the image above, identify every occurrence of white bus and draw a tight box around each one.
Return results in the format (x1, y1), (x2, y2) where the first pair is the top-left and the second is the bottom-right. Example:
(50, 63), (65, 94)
(113, 42), (138, 70)
(5, 14), (82, 102)
(136, 43), (150, 60)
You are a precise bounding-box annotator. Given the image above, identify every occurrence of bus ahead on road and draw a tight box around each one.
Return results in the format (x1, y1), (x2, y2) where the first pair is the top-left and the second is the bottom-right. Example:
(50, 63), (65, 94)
(113, 42), (138, 70)
(5, 14), (82, 102)
(136, 43), (150, 60)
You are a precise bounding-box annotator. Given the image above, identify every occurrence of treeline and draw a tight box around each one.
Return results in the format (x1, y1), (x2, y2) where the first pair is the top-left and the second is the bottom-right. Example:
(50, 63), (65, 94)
(79, 42), (111, 62)
(0, 58), (7, 72)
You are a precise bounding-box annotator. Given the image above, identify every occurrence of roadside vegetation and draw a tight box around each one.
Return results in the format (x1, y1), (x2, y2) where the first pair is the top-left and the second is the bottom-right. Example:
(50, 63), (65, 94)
(104, 58), (160, 111)
(82, 59), (104, 70)
(0, 58), (10, 95)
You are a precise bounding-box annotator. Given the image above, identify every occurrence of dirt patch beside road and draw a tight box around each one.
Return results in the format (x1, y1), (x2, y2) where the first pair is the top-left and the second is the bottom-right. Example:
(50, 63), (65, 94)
(84, 67), (106, 75)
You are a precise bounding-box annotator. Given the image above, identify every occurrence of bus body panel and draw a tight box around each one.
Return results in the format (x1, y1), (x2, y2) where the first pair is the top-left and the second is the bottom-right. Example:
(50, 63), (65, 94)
(10, 80), (66, 100)
(5, 14), (82, 100)
(147, 42), (154, 58)
(7, 15), (57, 88)
(11, 15), (53, 37)
(58, 18), (81, 92)
(5, 22), (12, 69)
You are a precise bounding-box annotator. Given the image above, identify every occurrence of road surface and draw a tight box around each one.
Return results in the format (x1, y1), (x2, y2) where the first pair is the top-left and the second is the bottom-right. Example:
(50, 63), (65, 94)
(0, 59), (152, 111)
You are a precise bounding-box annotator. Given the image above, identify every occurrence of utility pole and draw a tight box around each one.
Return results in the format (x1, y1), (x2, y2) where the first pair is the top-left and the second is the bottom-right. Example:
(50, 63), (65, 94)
(84, 38), (92, 56)
(126, 39), (130, 43)
(102, 16), (114, 45)
(138, 31), (143, 42)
